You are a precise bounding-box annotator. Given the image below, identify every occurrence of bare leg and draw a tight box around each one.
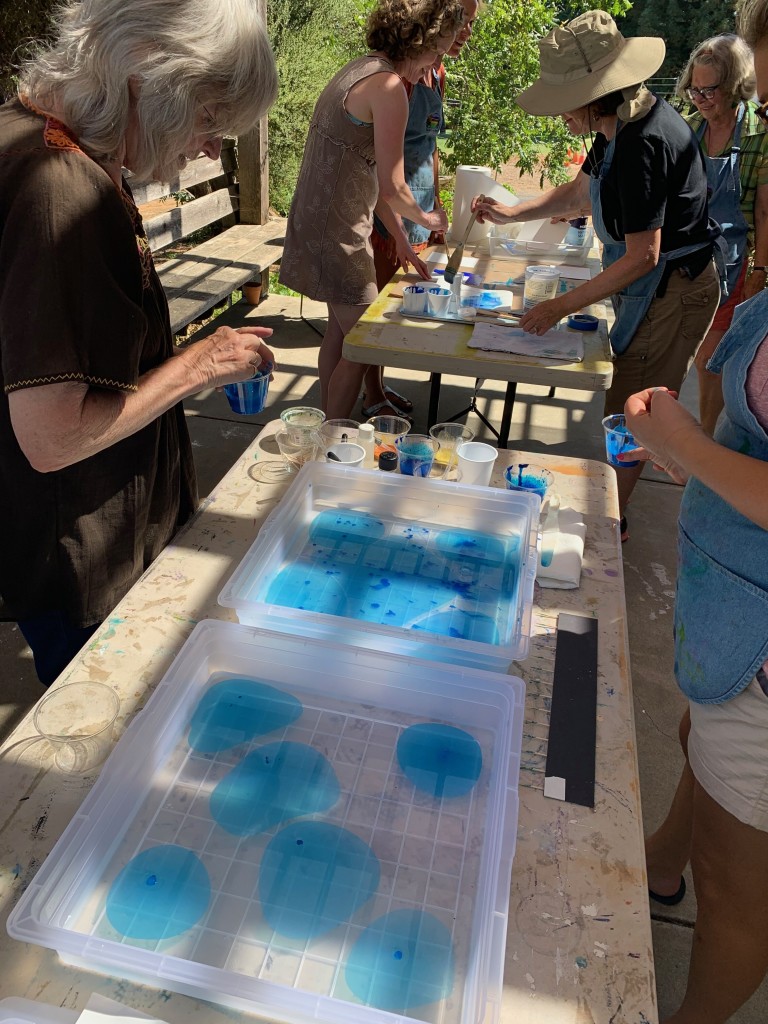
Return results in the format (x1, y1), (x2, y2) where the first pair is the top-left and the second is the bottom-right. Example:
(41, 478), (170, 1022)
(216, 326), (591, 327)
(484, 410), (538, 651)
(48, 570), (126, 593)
(663, 782), (768, 1023)
(359, 242), (403, 414)
(323, 302), (369, 419)
(694, 327), (726, 437)
(645, 710), (694, 897)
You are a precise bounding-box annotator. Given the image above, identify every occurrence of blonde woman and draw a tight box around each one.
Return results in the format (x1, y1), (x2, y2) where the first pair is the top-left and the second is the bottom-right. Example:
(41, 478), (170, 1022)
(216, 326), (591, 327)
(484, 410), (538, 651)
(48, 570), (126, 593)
(678, 34), (768, 434)
(280, 0), (463, 419)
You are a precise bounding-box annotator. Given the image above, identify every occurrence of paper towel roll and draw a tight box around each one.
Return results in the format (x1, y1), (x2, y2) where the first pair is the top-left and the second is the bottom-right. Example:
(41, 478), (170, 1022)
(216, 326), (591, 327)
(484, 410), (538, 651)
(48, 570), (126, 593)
(450, 165), (520, 246)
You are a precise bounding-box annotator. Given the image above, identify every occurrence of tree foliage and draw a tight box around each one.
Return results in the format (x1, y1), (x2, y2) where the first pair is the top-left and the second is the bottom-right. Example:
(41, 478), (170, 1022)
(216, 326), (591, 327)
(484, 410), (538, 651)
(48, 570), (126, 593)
(620, 0), (736, 78)
(0, 0), (55, 101)
(442, 0), (631, 187)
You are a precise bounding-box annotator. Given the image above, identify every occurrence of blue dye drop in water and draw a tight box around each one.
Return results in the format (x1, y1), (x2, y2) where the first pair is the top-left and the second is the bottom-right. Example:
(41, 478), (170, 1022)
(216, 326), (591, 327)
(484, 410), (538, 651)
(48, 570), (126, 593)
(188, 677), (303, 753)
(345, 909), (455, 1011)
(210, 741), (340, 835)
(106, 845), (211, 940)
(397, 723), (482, 798)
(259, 821), (380, 938)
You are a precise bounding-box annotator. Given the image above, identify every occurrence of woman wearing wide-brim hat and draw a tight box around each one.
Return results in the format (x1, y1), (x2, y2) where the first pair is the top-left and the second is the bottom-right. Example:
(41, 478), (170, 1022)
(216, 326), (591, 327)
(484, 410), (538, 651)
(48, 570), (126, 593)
(473, 10), (722, 540)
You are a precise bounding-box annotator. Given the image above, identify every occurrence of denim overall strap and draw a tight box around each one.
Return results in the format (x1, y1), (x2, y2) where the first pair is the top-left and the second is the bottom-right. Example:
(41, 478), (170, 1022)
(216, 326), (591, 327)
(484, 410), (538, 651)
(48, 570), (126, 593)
(675, 289), (768, 703)
(696, 102), (749, 297)
(373, 70), (444, 246)
(590, 133), (712, 354)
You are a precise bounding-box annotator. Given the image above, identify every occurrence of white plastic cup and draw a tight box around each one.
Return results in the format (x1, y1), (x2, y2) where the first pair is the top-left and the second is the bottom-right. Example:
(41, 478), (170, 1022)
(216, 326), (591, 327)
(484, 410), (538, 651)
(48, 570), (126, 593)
(402, 286), (427, 313)
(326, 442), (365, 467)
(426, 287), (451, 317)
(523, 266), (560, 310)
(456, 441), (499, 487)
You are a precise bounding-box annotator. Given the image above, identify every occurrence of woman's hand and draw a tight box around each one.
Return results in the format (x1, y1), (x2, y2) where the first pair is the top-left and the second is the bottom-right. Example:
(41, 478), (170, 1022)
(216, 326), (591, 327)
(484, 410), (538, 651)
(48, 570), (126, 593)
(184, 324), (275, 391)
(518, 297), (568, 335)
(395, 236), (431, 280)
(744, 267), (767, 299)
(471, 196), (515, 225)
(422, 207), (449, 234)
(621, 388), (698, 483)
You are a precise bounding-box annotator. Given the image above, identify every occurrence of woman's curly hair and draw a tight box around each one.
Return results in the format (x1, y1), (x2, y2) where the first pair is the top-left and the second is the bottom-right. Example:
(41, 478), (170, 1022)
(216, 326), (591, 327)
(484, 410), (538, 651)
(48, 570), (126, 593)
(366, 0), (465, 62)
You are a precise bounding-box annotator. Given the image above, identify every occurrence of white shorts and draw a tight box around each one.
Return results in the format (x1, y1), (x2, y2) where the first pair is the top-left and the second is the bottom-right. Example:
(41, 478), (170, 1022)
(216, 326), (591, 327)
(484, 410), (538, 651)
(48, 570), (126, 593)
(688, 673), (768, 831)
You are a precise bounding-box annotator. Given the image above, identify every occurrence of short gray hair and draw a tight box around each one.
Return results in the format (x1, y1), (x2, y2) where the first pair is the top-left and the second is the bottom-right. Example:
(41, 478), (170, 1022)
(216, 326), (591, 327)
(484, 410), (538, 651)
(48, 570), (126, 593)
(738, 0), (768, 48)
(677, 34), (756, 105)
(19, 0), (278, 182)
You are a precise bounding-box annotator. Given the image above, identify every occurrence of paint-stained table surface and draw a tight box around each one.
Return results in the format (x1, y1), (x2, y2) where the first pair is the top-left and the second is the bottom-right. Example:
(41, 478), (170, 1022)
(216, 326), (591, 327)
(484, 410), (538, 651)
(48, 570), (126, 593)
(0, 423), (655, 1024)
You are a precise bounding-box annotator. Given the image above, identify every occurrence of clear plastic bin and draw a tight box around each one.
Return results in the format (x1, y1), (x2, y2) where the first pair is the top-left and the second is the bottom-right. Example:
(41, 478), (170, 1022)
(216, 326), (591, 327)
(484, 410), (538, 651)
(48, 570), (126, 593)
(489, 224), (594, 266)
(8, 620), (524, 1024)
(218, 462), (539, 671)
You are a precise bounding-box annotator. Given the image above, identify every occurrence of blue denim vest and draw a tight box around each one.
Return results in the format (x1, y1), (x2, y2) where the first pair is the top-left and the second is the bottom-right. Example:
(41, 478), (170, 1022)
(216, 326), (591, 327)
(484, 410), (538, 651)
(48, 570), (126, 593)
(675, 290), (768, 703)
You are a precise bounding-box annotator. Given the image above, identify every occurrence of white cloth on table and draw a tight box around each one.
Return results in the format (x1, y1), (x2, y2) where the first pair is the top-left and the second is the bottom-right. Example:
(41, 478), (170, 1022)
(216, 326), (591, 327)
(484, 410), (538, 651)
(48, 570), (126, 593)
(536, 506), (587, 589)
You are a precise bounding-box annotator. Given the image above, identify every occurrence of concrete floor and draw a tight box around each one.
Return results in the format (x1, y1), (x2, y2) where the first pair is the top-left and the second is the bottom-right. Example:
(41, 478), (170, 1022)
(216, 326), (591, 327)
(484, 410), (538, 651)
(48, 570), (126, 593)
(1, 291), (766, 1023)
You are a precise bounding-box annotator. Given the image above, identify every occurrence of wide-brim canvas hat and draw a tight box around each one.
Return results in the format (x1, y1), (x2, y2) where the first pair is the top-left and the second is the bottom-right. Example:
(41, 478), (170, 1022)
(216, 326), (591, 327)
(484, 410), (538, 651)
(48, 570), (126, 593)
(517, 9), (665, 116)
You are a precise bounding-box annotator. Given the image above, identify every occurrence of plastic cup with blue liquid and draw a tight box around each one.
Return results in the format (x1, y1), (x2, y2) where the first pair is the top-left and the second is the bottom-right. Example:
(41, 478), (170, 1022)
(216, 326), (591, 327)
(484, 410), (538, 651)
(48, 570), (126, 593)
(602, 414), (640, 468)
(504, 464), (554, 499)
(223, 361), (272, 415)
(395, 435), (439, 477)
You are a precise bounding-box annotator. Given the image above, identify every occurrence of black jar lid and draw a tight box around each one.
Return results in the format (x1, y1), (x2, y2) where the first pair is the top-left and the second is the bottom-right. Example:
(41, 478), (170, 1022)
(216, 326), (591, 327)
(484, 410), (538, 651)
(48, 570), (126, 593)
(379, 450), (398, 471)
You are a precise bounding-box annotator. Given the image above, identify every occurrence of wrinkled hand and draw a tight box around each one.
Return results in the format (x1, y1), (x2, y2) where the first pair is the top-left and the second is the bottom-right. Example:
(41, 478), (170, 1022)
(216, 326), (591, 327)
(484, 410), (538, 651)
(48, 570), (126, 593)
(423, 208), (449, 234)
(621, 388), (700, 483)
(395, 237), (431, 281)
(184, 324), (275, 391)
(519, 297), (567, 336)
(471, 195), (515, 225)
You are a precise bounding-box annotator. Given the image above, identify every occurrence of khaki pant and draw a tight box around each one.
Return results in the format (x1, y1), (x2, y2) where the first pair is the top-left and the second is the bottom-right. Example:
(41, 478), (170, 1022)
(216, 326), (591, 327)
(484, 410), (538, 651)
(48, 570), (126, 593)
(604, 259), (720, 415)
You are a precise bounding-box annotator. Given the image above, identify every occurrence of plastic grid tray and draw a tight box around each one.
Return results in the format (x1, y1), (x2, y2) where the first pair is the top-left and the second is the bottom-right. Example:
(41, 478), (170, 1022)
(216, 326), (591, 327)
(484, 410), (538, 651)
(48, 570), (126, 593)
(8, 621), (524, 1024)
(218, 462), (539, 671)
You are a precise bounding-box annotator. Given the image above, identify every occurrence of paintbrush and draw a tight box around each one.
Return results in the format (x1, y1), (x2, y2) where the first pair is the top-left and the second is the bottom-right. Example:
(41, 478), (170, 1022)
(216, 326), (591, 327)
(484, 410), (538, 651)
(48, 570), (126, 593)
(444, 195), (483, 284)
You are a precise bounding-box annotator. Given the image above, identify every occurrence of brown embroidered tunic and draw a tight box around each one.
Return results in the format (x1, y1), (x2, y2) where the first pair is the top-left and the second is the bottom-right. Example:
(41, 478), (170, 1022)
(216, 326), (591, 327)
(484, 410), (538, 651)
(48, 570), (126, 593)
(0, 98), (197, 626)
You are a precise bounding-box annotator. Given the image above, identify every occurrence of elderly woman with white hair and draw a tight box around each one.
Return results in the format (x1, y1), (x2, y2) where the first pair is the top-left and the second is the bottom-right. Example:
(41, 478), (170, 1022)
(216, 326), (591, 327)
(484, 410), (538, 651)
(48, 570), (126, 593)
(0, 0), (278, 685)
(627, 2), (768, 1021)
(678, 33), (768, 435)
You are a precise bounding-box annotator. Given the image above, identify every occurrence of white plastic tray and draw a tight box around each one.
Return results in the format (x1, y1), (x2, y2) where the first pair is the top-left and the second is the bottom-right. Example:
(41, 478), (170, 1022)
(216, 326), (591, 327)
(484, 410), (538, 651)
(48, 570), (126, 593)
(8, 620), (525, 1024)
(218, 462), (539, 671)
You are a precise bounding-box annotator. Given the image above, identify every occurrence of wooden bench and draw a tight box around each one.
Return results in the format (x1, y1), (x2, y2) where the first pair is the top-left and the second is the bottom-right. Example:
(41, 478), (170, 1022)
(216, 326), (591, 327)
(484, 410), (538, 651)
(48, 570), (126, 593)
(131, 135), (286, 337)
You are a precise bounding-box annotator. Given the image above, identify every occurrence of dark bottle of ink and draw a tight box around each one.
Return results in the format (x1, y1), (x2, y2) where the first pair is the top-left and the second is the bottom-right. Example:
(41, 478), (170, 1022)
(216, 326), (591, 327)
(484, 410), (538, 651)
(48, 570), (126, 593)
(379, 450), (398, 472)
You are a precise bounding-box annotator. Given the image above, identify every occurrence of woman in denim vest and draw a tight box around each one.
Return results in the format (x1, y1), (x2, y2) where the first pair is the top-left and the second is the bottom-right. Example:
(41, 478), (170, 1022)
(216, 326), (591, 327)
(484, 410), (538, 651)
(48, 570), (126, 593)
(623, 7), (768, 1020)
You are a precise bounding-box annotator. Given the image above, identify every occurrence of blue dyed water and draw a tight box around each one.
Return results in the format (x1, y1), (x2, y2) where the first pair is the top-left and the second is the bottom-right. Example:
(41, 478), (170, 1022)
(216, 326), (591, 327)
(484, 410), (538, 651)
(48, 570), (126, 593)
(397, 441), (435, 477)
(188, 678), (302, 753)
(210, 741), (340, 835)
(106, 845), (210, 940)
(261, 512), (520, 646)
(345, 909), (455, 1011)
(396, 723), (482, 799)
(259, 822), (380, 938)
(605, 423), (640, 467)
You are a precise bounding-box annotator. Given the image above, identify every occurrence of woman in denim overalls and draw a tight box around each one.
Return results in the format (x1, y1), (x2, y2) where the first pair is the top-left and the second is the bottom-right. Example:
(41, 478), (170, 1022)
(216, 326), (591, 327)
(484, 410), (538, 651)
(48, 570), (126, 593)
(679, 33), (768, 435)
(627, 5), (768, 1019)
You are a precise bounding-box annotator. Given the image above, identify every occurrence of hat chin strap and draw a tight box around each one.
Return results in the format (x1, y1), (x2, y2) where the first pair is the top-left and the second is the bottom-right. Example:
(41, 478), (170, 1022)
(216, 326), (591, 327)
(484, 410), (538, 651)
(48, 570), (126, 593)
(617, 83), (654, 122)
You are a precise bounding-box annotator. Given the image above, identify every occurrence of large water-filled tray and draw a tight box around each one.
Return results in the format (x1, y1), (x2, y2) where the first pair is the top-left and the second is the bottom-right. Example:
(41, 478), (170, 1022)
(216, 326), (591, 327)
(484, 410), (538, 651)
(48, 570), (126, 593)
(8, 620), (524, 1024)
(219, 462), (539, 671)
